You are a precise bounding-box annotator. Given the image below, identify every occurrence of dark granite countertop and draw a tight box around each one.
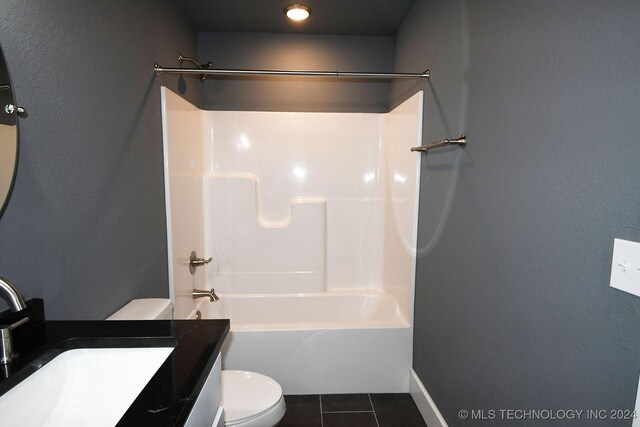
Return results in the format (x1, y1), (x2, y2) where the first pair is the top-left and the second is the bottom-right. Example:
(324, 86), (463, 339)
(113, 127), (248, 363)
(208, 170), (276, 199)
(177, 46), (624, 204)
(0, 299), (229, 426)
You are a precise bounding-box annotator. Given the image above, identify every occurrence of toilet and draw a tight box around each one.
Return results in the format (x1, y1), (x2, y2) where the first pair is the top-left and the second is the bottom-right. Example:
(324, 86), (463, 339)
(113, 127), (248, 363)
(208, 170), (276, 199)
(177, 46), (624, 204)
(108, 298), (286, 427)
(221, 370), (286, 427)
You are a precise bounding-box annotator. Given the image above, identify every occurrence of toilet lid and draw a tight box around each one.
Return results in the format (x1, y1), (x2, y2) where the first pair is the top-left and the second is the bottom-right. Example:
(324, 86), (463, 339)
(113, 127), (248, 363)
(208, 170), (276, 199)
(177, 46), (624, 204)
(221, 370), (283, 424)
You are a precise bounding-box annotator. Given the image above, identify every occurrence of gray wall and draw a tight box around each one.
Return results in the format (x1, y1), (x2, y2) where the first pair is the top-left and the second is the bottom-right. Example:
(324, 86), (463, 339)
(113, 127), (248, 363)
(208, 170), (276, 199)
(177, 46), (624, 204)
(0, 0), (200, 319)
(391, 0), (640, 425)
(198, 32), (393, 112)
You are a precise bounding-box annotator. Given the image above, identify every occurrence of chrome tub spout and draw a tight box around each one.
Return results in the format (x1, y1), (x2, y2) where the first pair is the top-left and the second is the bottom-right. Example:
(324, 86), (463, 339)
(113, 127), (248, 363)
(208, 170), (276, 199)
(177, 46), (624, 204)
(192, 288), (220, 302)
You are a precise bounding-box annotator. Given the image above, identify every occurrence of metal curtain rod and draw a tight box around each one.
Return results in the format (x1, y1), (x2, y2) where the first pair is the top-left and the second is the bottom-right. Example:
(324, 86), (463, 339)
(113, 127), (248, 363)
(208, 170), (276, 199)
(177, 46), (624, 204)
(154, 54), (430, 80)
(154, 64), (430, 80)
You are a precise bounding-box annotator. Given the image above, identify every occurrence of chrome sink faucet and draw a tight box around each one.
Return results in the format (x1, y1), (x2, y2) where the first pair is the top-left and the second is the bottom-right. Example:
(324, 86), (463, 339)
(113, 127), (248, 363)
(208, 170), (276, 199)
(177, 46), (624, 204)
(0, 277), (26, 313)
(0, 276), (28, 365)
(192, 288), (220, 302)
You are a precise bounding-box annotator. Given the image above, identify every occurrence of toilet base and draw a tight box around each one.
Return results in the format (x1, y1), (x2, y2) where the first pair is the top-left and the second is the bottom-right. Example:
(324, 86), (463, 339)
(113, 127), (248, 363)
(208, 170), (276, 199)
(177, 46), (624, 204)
(225, 395), (286, 427)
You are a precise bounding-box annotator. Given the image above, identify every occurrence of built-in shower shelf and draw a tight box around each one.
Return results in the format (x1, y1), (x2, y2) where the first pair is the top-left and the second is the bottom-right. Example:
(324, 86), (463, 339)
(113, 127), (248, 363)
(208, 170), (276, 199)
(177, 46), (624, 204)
(205, 173), (327, 228)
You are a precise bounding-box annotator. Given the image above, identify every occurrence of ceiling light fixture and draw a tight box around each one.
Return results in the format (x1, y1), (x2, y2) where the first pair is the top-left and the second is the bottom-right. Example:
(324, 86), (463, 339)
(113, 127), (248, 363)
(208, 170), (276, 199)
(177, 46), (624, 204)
(284, 4), (311, 21)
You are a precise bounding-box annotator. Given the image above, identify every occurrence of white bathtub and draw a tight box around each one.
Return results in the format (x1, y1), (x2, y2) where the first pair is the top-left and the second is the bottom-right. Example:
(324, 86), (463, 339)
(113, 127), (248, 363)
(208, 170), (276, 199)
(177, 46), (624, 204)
(191, 292), (412, 394)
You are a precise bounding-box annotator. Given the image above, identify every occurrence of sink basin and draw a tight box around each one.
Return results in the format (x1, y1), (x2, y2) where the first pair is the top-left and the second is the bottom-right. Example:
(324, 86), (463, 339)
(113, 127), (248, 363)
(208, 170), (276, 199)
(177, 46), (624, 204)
(0, 346), (174, 426)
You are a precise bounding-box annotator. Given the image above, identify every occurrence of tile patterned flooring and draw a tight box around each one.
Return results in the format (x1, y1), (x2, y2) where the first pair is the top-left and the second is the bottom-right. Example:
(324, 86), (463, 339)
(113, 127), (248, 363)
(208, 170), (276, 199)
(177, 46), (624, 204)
(279, 393), (428, 427)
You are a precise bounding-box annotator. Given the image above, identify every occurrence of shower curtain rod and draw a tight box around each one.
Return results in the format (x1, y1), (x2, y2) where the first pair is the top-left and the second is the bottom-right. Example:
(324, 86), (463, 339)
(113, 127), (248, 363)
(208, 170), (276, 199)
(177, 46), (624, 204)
(155, 53), (429, 80)
(154, 64), (429, 80)
(154, 64), (430, 80)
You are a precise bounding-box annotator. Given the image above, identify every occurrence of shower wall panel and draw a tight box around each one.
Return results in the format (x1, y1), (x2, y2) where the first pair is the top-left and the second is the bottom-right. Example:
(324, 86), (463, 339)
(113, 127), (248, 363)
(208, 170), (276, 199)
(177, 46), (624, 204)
(203, 111), (385, 294)
(162, 87), (423, 323)
(381, 92), (423, 324)
(204, 175), (327, 294)
(161, 88), (206, 318)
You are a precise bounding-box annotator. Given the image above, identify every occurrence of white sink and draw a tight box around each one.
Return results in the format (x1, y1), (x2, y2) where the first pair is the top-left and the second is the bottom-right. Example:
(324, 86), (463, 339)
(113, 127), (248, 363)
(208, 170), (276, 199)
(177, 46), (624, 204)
(0, 347), (174, 427)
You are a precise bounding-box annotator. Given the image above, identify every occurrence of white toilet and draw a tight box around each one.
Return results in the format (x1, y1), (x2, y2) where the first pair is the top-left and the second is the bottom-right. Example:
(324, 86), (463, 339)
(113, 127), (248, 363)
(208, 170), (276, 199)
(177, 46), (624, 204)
(221, 370), (286, 427)
(108, 299), (286, 427)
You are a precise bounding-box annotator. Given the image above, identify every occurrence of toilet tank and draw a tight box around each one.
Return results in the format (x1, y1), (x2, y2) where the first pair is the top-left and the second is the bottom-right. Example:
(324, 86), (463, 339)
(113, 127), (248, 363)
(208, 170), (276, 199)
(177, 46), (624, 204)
(107, 298), (173, 320)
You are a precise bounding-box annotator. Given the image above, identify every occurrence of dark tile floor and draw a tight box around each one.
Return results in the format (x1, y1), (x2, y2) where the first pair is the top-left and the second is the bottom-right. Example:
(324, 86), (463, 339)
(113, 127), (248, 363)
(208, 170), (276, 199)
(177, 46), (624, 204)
(280, 393), (427, 427)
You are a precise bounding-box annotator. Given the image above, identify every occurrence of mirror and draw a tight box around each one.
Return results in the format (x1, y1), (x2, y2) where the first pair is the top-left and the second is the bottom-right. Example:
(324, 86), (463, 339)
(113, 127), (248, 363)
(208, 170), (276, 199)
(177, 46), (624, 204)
(0, 44), (19, 220)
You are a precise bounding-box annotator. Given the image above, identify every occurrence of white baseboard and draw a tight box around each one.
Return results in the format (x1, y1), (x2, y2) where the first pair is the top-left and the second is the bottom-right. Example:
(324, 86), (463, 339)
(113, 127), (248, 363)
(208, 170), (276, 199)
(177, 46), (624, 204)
(410, 369), (448, 427)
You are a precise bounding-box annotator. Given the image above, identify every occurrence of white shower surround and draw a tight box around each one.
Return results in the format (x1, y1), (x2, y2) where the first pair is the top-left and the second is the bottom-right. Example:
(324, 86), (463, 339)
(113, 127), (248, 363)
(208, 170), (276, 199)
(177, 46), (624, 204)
(161, 87), (423, 393)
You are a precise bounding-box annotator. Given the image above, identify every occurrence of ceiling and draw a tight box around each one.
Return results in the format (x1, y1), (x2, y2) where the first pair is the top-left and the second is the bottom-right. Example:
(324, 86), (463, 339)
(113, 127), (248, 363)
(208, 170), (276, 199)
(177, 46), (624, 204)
(174, 0), (418, 36)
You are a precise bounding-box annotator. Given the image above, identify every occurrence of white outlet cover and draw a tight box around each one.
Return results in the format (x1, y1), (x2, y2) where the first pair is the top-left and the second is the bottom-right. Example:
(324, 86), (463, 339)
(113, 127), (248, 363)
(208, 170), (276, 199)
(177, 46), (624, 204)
(610, 238), (640, 297)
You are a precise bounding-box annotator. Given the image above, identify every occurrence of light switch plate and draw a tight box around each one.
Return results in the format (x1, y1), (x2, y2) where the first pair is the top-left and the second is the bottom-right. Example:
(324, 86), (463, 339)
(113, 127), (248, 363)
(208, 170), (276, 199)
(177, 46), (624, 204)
(610, 238), (640, 297)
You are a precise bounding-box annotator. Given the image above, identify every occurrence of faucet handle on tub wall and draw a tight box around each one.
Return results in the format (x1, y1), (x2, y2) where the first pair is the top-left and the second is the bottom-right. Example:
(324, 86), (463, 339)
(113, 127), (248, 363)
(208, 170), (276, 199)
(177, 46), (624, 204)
(189, 250), (212, 275)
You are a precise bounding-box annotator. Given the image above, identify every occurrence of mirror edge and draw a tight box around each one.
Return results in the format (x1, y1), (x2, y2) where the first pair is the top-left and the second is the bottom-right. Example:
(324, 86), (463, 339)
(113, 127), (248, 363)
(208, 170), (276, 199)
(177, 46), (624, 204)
(0, 44), (19, 221)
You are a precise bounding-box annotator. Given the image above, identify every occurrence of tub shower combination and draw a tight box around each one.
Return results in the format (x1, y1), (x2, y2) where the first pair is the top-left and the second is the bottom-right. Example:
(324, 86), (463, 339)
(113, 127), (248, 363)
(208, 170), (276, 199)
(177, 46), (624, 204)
(161, 87), (423, 394)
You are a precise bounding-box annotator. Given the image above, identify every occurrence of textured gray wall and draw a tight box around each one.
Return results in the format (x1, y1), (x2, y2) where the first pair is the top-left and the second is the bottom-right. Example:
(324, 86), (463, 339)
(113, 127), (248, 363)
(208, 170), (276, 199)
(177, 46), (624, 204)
(0, 0), (200, 319)
(198, 32), (393, 112)
(391, 0), (640, 425)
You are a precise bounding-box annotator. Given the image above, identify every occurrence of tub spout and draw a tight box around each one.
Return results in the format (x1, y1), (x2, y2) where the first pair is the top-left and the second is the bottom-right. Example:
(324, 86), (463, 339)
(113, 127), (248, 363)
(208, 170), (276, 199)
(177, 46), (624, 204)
(193, 288), (220, 302)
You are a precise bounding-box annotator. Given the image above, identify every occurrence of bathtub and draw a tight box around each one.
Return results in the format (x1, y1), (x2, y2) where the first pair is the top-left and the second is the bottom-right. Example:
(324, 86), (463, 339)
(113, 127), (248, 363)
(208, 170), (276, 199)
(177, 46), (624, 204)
(190, 292), (412, 394)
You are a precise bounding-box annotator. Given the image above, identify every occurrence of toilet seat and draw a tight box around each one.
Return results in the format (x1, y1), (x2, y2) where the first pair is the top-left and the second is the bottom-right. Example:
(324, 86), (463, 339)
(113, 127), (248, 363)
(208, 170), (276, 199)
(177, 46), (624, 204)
(222, 370), (286, 427)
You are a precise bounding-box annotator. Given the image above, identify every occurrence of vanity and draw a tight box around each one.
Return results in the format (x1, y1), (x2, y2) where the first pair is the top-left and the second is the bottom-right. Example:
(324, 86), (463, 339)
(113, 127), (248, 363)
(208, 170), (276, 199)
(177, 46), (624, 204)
(0, 40), (233, 426)
(0, 299), (229, 426)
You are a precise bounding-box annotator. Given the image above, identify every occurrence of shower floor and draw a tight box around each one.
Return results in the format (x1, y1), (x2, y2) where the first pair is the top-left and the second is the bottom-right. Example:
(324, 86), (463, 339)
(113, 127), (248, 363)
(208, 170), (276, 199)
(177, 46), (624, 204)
(280, 393), (427, 427)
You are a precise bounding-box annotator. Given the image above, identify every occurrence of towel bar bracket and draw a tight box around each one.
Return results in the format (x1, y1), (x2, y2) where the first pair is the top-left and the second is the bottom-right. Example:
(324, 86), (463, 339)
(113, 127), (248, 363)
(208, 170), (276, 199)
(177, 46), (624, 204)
(411, 134), (467, 154)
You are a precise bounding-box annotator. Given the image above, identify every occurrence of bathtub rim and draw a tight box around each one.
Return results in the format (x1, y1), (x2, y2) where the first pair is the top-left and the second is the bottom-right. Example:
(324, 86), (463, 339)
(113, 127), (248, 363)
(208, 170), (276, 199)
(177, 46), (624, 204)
(189, 290), (412, 331)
